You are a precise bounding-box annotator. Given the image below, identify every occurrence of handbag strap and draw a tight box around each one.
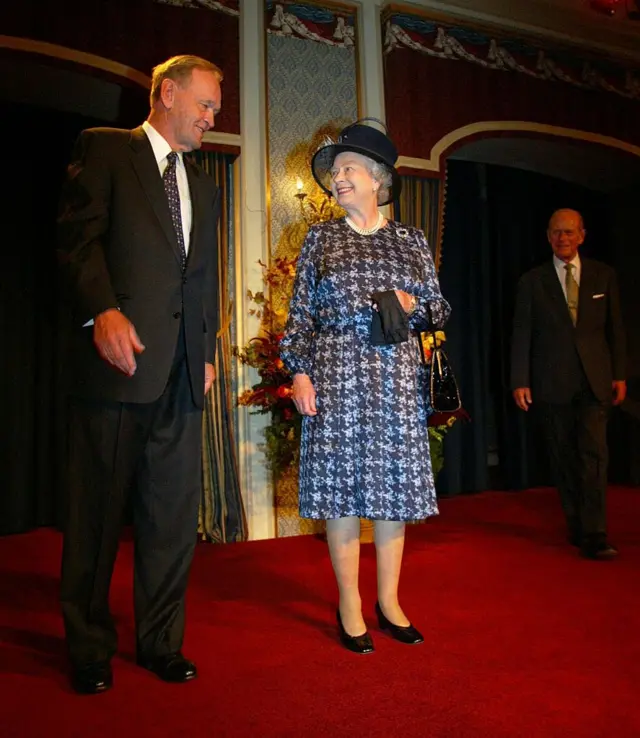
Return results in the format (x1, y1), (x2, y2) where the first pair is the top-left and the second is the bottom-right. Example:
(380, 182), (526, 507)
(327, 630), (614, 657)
(425, 302), (436, 335)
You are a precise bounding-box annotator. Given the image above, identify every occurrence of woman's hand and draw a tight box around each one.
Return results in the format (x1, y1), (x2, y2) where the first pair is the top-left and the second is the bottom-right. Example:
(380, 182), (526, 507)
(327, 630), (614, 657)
(292, 373), (317, 416)
(394, 290), (417, 314)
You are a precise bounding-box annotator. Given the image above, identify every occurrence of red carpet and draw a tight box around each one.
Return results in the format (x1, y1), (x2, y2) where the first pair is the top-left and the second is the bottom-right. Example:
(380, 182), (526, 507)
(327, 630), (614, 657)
(1, 487), (639, 738)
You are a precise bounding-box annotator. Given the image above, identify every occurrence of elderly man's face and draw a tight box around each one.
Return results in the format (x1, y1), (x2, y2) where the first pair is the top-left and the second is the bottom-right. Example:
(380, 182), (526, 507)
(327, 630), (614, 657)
(547, 210), (585, 263)
(329, 152), (377, 210)
(166, 69), (222, 152)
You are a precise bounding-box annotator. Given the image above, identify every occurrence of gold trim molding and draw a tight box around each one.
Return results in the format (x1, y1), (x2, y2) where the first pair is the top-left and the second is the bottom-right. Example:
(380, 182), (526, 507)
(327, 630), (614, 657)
(398, 120), (640, 175)
(0, 36), (151, 89)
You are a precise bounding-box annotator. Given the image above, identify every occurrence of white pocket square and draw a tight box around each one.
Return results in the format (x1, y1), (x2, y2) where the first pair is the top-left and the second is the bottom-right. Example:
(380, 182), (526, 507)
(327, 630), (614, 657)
(592, 293), (605, 299)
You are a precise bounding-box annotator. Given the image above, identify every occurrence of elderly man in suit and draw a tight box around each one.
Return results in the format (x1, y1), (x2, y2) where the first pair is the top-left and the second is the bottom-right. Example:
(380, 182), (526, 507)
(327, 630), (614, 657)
(511, 209), (626, 561)
(58, 55), (223, 694)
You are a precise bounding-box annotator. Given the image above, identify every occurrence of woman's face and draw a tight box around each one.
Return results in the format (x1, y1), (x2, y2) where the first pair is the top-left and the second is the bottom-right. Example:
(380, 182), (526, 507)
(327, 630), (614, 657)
(329, 152), (378, 211)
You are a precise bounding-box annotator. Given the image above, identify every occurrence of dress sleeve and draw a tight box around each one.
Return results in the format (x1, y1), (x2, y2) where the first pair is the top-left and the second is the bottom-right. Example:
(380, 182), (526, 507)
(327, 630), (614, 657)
(280, 227), (320, 376)
(409, 229), (451, 332)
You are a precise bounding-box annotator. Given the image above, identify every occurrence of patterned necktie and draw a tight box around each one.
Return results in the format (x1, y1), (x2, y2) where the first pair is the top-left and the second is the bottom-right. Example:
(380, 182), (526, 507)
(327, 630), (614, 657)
(163, 151), (187, 272)
(564, 263), (578, 326)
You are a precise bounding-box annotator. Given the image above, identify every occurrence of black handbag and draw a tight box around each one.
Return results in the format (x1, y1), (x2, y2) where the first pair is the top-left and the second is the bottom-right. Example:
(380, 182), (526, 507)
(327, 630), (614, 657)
(420, 306), (461, 413)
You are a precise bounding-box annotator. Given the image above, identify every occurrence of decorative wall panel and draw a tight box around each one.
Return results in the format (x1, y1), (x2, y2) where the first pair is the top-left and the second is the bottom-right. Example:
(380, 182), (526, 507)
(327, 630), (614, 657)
(266, 1), (358, 536)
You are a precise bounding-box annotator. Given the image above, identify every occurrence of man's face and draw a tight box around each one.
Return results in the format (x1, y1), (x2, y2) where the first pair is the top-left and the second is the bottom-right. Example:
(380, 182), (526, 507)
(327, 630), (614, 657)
(547, 211), (585, 263)
(168, 69), (222, 152)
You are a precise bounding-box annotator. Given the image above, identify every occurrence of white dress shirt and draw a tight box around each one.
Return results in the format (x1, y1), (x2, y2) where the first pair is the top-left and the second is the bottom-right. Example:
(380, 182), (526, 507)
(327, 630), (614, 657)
(554, 253), (581, 301)
(142, 120), (192, 253)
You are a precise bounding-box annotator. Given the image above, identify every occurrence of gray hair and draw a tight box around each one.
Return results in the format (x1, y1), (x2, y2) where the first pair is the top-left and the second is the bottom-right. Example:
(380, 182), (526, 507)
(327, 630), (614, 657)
(362, 155), (394, 206)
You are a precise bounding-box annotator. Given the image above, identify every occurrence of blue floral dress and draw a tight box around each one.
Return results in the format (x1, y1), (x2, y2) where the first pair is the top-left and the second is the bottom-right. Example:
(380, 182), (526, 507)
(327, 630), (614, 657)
(280, 218), (451, 521)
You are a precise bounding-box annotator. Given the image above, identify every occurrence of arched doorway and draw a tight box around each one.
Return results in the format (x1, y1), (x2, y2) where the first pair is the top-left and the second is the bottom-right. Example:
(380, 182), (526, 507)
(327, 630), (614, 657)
(1, 46), (149, 534)
(427, 126), (640, 496)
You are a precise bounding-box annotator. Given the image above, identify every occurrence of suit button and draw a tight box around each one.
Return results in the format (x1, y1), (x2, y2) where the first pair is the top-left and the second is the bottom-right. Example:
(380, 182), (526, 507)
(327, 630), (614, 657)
(173, 311), (181, 319)
(182, 277), (188, 285)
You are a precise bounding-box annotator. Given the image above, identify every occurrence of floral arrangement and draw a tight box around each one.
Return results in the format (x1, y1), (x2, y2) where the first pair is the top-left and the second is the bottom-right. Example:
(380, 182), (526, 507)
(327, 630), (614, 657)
(236, 259), (467, 481)
(235, 257), (301, 476)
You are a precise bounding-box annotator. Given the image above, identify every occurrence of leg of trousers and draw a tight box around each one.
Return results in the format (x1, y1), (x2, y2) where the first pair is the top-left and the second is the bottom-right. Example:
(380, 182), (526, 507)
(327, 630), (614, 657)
(576, 397), (609, 540)
(537, 401), (581, 530)
(60, 341), (202, 666)
(133, 353), (202, 660)
(61, 396), (147, 665)
(538, 392), (609, 539)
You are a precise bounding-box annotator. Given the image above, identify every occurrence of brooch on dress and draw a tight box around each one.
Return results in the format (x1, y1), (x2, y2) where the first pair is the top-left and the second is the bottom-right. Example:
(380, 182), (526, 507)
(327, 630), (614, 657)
(396, 227), (409, 239)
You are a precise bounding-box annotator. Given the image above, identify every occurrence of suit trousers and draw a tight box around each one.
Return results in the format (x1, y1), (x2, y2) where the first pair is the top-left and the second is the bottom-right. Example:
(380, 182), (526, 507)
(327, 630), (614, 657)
(60, 324), (203, 666)
(536, 388), (610, 542)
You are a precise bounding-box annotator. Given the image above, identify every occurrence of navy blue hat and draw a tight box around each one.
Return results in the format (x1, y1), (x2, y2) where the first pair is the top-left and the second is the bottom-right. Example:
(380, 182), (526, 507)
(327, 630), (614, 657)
(311, 118), (401, 206)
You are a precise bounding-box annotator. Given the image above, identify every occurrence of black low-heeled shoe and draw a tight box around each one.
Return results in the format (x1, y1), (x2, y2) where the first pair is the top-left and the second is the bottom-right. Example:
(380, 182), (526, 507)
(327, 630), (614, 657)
(336, 610), (375, 654)
(375, 602), (424, 645)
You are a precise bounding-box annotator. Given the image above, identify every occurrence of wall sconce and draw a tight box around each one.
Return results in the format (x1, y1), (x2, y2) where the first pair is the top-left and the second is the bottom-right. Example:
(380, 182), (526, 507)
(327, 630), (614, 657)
(294, 177), (335, 226)
(294, 177), (306, 207)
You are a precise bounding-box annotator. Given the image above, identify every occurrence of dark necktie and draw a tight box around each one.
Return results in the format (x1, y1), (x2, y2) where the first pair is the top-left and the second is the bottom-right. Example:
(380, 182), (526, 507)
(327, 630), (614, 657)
(564, 263), (578, 326)
(163, 151), (187, 272)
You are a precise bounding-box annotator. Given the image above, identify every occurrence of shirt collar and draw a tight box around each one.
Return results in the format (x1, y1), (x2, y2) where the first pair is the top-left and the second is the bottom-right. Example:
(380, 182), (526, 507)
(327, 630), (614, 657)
(553, 253), (581, 271)
(141, 120), (183, 167)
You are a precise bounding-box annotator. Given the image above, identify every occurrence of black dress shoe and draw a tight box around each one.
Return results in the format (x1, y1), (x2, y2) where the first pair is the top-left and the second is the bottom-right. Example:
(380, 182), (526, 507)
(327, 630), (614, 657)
(336, 610), (374, 654)
(71, 661), (113, 695)
(375, 602), (424, 645)
(580, 541), (618, 560)
(137, 652), (197, 682)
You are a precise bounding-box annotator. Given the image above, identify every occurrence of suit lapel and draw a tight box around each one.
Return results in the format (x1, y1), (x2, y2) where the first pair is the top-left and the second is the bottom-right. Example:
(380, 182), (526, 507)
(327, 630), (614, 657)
(541, 261), (574, 329)
(577, 258), (596, 330)
(128, 126), (182, 267)
(184, 157), (201, 270)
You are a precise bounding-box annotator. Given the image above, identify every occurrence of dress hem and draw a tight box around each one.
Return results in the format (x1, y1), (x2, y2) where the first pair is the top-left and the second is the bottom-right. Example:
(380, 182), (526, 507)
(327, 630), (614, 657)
(299, 511), (440, 522)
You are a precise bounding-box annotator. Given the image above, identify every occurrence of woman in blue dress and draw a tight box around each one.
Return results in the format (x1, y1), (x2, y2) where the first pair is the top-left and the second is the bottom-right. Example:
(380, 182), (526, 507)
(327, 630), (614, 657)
(280, 120), (451, 654)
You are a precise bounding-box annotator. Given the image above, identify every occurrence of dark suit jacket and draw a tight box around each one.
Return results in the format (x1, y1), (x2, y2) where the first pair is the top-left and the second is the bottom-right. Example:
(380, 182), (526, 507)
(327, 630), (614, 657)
(510, 258), (626, 404)
(57, 126), (221, 410)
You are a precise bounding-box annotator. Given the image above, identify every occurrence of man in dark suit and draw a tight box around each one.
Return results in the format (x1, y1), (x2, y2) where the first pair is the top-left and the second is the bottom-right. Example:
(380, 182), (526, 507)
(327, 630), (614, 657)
(57, 55), (223, 694)
(511, 209), (626, 560)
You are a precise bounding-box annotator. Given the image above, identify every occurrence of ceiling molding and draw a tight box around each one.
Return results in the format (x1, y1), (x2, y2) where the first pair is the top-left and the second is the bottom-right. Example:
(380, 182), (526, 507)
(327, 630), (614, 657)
(384, 0), (640, 64)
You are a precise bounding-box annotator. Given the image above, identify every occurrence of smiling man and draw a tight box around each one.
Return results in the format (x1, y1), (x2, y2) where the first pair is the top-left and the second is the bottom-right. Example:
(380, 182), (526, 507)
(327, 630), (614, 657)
(511, 209), (627, 560)
(57, 55), (223, 694)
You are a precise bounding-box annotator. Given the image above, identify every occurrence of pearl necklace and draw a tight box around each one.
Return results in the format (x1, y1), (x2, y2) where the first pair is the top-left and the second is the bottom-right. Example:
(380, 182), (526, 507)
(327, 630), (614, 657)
(345, 211), (384, 236)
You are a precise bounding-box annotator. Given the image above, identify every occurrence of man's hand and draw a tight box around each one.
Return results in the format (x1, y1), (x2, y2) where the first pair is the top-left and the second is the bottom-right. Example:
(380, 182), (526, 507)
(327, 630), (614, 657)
(94, 309), (145, 376)
(612, 380), (627, 406)
(513, 387), (532, 412)
(205, 362), (216, 395)
(292, 373), (317, 416)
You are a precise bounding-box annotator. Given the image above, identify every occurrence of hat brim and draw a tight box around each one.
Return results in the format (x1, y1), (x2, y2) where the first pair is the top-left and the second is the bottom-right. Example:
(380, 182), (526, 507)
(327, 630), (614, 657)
(311, 143), (402, 207)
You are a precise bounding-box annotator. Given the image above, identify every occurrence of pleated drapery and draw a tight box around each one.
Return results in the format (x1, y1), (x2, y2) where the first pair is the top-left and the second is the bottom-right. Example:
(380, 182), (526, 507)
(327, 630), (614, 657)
(191, 150), (247, 543)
